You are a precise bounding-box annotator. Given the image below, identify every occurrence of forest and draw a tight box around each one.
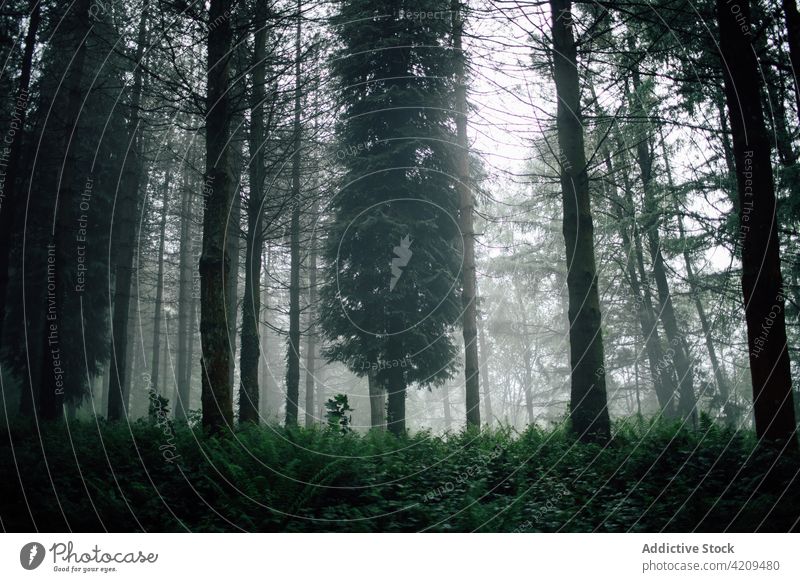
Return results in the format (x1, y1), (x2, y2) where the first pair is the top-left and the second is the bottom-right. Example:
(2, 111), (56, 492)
(0, 0), (799, 532)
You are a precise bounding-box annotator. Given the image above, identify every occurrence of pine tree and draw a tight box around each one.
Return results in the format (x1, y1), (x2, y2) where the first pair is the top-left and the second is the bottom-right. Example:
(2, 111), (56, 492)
(321, 0), (462, 436)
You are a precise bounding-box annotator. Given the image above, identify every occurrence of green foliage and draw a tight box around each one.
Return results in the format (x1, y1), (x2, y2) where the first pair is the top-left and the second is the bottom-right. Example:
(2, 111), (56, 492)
(325, 394), (354, 433)
(319, 0), (462, 389)
(1, 419), (797, 532)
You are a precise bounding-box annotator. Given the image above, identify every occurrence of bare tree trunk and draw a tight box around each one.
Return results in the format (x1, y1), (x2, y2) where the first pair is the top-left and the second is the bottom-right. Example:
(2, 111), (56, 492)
(304, 226), (318, 427)
(175, 157), (194, 420)
(37, 0), (91, 421)
(549, 0), (610, 443)
(477, 307), (493, 427)
(717, 0), (797, 449)
(200, 0), (236, 432)
(150, 173), (170, 398)
(258, 251), (273, 419)
(451, 0), (480, 429)
(239, 6), (268, 424)
(106, 0), (149, 421)
(285, 0), (302, 427)
(441, 382), (453, 431)
(386, 336), (407, 436)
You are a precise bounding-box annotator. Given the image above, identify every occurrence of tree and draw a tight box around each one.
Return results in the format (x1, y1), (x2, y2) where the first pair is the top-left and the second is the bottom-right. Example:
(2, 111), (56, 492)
(239, 0), (270, 424)
(549, 0), (610, 442)
(107, 0), (150, 421)
(716, 0), (797, 449)
(200, 0), (236, 432)
(0, 0), (40, 349)
(285, 0), (303, 427)
(321, 0), (462, 436)
(452, 0), (480, 429)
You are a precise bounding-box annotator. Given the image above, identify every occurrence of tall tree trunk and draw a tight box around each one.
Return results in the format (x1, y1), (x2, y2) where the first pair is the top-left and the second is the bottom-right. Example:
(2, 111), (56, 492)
(477, 307), (494, 427)
(239, 6), (268, 424)
(107, 0), (150, 420)
(285, 0), (302, 427)
(549, 0), (610, 443)
(451, 0), (480, 429)
(200, 0), (236, 432)
(0, 0), (40, 348)
(441, 382), (453, 430)
(386, 337), (406, 436)
(175, 157), (194, 420)
(717, 0), (798, 449)
(37, 0), (91, 421)
(304, 226), (318, 427)
(226, 189), (240, 391)
(150, 173), (170, 398)
(515, 287), (534, 424)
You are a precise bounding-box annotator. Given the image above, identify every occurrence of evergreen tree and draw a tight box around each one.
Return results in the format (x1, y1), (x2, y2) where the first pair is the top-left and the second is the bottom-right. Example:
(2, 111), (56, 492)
(320, 0), (463, 436)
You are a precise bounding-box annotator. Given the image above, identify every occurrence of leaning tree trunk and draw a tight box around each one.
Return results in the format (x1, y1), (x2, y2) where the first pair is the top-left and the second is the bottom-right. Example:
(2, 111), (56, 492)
(607, 141), (676, 417)
(285, 0), (302, 427)
(627, 54), (696, 424)
(452, 0), (480, 429)
(107, 0), (150, 420)
(717, 0), (797, 449)
(549, 0), (610, 443)
(200, 0), (236, 432)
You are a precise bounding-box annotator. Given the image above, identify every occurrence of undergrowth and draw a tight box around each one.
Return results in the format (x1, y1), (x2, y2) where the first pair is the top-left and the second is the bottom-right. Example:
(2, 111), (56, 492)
(1, 418), (797, 532)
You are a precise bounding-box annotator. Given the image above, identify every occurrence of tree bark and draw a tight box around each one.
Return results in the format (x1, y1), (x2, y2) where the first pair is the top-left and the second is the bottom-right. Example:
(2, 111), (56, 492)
(367, 369), (386, 430)
(175, 152), (194, 420)
(150, 172), (170, 398)
(200, 0), (236, 432)
(285, 0), (302, 427)
(451, 0), (480, 429)
(107, 0), (150, 420)
(717, 0), (797, 448)
(477, 306), (494, 427)
(239, 5), (268, 424)
(386, 338), (406, 436)
(304, 226), (318, 427)
(549, 0), (610, 443)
